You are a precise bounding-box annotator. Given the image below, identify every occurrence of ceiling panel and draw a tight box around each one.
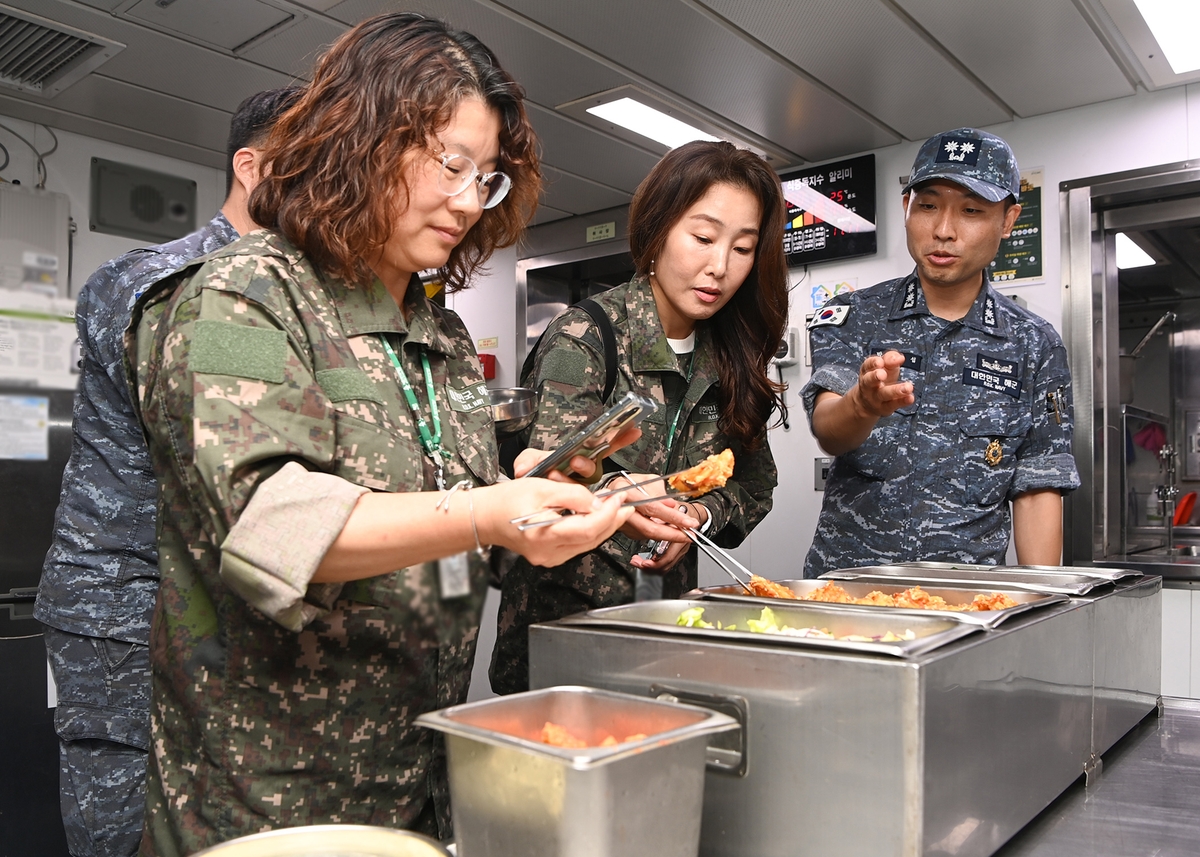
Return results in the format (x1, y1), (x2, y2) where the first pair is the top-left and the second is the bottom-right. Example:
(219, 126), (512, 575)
(237, 14), (346, 79)
(51, 74), (230, 153)
(5, 0), (292, 112)
(530, 203), (572, 226)
(69, 0), (124, 10)
(540, 166), (631, 215)
(327, 0), (633, 112)
(896, 0), (1135, 117)
(499, 0), (900, 163)
(698, 0), (1010, 141)
(526, 104), (659, 194)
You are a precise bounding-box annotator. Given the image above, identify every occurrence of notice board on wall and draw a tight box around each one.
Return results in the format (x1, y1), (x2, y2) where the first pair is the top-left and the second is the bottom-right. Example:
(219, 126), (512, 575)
(990, 167), (1043, 284)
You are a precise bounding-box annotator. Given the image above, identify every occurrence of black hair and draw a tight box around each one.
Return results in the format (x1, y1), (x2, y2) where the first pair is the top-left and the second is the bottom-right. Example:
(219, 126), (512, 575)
(225, 87), (303, 196)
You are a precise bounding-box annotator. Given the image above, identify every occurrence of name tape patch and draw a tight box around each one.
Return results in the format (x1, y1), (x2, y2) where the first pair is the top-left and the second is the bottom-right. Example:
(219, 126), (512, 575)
(901, 352), (924, 372)
(448, 382), (490, 413)
(962, 367), (1022, 398)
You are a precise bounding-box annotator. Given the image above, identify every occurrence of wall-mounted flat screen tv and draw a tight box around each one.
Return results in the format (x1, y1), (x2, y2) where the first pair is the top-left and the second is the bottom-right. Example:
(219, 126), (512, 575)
(780, 153), (877, 267)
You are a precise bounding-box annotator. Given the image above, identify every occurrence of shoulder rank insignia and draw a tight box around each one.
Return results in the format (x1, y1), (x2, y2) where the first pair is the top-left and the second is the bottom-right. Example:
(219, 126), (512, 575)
(809, 305), (850, 328)
(984, 439), (1003, 467)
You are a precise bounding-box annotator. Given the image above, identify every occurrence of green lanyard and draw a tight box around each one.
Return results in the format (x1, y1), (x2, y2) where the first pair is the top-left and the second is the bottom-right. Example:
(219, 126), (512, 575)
(379, 334), (448, 489)
(665, 348), (696, 468)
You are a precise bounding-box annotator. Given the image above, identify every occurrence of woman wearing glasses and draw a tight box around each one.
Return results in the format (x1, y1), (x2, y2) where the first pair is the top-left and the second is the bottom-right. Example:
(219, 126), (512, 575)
(491, 141), (789, 695)
(127, 14), (631, 854)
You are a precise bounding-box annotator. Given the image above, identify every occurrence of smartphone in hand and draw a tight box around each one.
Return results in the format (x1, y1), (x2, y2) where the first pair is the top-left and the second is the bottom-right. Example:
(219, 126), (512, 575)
(523, 391), (657, 480)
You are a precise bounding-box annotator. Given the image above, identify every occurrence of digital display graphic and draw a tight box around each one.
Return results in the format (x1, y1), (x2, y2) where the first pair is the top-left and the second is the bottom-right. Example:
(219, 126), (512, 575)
(779, 154), (877, 267)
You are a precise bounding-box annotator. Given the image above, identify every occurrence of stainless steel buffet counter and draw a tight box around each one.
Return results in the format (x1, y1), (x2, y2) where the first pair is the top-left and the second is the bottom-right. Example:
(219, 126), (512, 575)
(528, 575), (1161, 857)
(994, 698), (1200, 857)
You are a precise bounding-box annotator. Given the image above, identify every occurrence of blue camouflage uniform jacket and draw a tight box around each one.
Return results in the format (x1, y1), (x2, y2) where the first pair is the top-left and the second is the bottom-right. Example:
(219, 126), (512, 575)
(36, 213), (239, 643)
(800, 271), (1080, 578)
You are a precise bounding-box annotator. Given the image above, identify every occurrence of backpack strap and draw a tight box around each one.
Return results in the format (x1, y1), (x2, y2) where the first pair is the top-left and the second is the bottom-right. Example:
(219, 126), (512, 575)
(521, 297), (618, 405)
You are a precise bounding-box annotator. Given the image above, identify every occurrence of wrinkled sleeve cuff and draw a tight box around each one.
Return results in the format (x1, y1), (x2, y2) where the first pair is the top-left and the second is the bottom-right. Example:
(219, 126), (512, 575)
(220, 461), (369, 631)
(1010, 452), (1081, 498)
(800, 364), (858, 422)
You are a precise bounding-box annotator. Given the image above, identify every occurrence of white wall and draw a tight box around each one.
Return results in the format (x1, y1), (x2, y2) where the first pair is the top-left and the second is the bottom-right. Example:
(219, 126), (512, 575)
(0, 114), (225, 296)
(446, 245), (519, 388)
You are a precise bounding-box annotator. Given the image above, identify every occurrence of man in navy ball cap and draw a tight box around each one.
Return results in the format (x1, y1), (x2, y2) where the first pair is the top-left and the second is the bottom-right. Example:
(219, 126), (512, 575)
(799, 128), (1079, 577)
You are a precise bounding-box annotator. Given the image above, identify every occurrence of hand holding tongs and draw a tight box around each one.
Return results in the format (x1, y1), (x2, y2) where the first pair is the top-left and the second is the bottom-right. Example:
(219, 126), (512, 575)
(617, 471), (755, 596)
(508, 469), (695, 530)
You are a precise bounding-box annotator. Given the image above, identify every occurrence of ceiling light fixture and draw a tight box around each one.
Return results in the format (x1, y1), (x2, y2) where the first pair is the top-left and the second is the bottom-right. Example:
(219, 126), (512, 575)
(1115, 232), (1156, 268)
(558, 85), (796, 165)
(1132, 0), (1200, 73)
(585, 97), (719, 150)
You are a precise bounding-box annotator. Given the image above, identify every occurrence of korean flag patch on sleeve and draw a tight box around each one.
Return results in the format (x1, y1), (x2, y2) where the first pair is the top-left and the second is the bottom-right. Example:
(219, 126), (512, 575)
(808, 305), (850, 328)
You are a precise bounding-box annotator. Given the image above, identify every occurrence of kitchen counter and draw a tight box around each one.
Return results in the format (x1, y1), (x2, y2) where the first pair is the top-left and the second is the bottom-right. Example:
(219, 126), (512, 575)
(995, 699), (1200, 857)
(1093, 556), (1200, 584)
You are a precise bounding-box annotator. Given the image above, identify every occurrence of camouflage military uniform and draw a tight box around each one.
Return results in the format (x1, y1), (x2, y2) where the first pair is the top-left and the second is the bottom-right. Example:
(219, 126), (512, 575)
(125, 231), (496, 856)
(801, 271), (1080, 578)
(490, 277), (777, 695)
(35, 212), (238, 857)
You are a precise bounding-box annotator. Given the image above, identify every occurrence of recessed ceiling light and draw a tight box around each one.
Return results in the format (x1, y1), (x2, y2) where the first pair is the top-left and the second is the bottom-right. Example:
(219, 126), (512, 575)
(585, 97), (720, 150)
(1115, 232), (1156, 268)
(1133, 0), (1200, 73)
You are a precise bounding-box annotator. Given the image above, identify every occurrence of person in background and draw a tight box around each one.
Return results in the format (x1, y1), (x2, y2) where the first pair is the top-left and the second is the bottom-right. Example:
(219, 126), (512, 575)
(125, 14), (631, 855)
(801, 128), (1079, 578)
(34, 87), (300, 857)
(490, 140), (788, 696)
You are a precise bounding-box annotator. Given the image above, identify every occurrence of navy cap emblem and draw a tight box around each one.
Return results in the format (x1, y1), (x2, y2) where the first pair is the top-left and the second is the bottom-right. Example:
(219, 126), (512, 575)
(936, 135), (981, 166)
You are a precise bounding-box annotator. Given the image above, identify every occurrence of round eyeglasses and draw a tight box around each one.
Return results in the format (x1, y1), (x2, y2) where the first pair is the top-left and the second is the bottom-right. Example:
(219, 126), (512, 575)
(435, 152), (512, 210)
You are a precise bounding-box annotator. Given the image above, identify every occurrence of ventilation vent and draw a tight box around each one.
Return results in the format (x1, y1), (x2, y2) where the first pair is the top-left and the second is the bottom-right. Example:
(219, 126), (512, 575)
(89, 157), (196, 244)
(0, 5), (124, 98)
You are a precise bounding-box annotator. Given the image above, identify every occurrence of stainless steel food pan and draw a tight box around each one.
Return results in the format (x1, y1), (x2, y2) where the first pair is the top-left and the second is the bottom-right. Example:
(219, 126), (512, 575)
(692, 579), (1067, 629)
(190, 825), (451, 856)
(823, 564), (1116, 595)
(897, 561), (1142, 583)
(416, 685), (737, 857)
(555, 598), (980, 657)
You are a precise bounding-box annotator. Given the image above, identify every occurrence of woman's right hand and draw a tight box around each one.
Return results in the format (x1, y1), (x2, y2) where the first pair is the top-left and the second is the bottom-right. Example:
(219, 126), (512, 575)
(475, 478), (635, 567)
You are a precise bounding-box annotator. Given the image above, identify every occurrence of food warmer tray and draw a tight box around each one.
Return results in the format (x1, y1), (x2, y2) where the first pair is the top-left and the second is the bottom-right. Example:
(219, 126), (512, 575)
(553, 598), (981, 658)
(691, 579), (1067, 629)
(821, 564), (1117, 595)
(897, 561), (1143, 583)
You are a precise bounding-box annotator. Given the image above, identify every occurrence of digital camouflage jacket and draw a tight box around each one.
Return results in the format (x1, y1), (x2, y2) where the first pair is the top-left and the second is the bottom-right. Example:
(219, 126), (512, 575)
(126, 231), (496, 855)
(801, 271), (1080, 578)
(490, 277), (777, 695)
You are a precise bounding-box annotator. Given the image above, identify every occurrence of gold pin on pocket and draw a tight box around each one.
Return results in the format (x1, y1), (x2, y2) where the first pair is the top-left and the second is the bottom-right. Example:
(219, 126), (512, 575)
(984, 439), (1003, 467)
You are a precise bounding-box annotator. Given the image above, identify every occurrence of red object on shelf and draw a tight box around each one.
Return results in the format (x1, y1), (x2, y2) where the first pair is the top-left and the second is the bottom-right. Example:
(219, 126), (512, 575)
(478, 353), (496, 380)
(1176, 492), (1197, 527)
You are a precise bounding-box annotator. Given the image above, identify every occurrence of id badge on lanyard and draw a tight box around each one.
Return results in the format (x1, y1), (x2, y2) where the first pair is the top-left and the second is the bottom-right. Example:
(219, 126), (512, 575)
(438, 553), (472, 599)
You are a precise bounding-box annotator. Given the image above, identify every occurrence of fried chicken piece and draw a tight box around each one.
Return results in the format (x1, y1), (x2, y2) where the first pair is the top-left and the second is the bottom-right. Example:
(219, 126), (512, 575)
(747, 575), (798, 599)
(669, 449), (735, 496)
(801, 582), (855, 603)
(965, 592), (1019, 611)
(538, 722), (588, 748)
(893, 586), (950, 611)
(858, 590), (898, 607)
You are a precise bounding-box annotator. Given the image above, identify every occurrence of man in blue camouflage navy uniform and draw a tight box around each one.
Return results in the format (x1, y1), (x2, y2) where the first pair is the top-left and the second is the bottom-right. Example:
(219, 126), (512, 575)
(34, 87), (299, 857)
(801, 128), (1079, 578)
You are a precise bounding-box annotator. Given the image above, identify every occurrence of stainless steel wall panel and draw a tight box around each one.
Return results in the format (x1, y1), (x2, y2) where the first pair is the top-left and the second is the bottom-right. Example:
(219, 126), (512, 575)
(697, 0), (1010, 140)
(497, 0), (899, 162)
(895, 0), (1135, 117)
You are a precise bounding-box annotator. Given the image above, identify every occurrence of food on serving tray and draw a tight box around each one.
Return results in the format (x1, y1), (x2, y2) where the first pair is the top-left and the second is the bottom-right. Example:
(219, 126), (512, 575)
(676, 606), (916, 643)
(747, 575), (799, 599)
(668, 449), (734, 496)
(791, 582), (1019, 612)
(538, 721), (647, 749)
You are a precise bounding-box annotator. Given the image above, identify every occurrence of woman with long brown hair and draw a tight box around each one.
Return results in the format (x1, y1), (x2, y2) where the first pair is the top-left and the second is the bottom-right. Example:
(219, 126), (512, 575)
(127, 13), (631, 853)
(491, 140), (789, 695)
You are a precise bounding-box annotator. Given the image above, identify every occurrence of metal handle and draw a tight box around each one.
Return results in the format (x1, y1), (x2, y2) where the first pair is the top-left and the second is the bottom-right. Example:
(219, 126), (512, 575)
(650, 683), (749, 777)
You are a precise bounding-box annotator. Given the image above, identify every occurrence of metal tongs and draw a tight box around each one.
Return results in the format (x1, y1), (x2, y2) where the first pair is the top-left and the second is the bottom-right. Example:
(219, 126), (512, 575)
(619, 471), (755, 595)
(508, 469), (695, 530)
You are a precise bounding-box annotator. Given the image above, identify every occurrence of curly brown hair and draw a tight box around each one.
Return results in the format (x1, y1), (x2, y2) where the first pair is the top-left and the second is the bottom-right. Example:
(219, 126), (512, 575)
(628, 141), (789, 448)
(248, 13), (540, 291)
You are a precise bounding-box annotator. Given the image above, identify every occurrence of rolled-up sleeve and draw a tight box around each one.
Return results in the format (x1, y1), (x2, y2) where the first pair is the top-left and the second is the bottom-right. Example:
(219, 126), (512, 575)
(1011, 338), (1080, 497)
(220, 461), (368, 631)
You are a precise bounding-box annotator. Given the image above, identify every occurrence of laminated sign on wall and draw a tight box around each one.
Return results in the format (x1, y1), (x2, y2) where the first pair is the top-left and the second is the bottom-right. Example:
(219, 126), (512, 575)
(0, 290), (78, 390)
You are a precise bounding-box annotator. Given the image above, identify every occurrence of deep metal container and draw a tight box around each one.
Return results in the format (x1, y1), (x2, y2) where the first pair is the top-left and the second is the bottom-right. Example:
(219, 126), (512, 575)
(529, 577), (1162, 857)
(416, 686), (737, 857)
(190, 825), (451, 856)
(691, 579), (1067, 629)
(823, 563), (1127, 595)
